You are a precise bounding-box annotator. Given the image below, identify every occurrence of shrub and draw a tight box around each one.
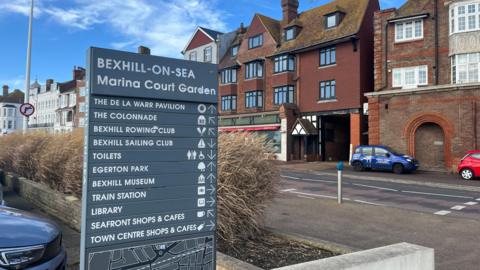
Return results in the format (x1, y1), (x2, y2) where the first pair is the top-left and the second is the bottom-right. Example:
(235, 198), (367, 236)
(217, 132), (278, 247)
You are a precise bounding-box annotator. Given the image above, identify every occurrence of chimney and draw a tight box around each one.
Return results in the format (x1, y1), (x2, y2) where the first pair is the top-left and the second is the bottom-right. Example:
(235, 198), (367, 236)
(282, 0), (299, 24)
(46, 79), (54, 91)
(2, 85), (8, 96)
(138, 46), (151, 55)
(239, 23), (246, 33)
(73, 67), (86, 81)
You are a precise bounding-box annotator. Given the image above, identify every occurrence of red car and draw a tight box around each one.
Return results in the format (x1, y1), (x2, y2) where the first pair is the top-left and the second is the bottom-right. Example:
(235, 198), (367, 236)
(457, 150), (480, 180)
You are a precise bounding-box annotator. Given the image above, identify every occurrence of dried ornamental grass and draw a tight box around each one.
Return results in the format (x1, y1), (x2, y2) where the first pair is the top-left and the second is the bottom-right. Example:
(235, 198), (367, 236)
(217, 132), (279, 247)
(0, 130), (279, 246)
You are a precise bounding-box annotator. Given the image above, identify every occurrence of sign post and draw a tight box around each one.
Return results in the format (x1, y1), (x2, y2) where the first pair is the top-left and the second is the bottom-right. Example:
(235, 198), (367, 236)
(337, 162), (344, 204)
(80, 47), (218, 270)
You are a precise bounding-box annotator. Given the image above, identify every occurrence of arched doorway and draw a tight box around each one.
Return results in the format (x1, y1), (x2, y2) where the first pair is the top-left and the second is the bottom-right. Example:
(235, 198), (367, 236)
(404, 113), (454, 171)
(414, 123), (445, 170)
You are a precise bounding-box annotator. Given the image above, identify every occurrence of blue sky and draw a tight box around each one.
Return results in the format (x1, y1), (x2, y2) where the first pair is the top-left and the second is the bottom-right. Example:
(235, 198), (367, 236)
(0, 0), (406, 91)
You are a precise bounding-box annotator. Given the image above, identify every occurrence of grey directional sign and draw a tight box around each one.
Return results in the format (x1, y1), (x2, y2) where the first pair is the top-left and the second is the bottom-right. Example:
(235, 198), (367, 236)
(81, 47), (218, 270)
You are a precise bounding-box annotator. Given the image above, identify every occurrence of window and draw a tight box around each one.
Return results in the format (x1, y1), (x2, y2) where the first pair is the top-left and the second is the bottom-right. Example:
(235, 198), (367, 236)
(7, 120), (12, 129)
(245, 61), (264, 79)
(245, 91), (263, 108)
(79, 87), (86, 97)
(221, 69), (237, 84)
(450, 4), (480, 33)
(231, 45), (239, 57)
(285, 28), (295, 41)
(248, 34), (263, 49)
(274, 55), (295, 73)
(320, 46), (336, 66)
(326, 14), (337, 28)
(392, 66), (428, 88)
(319, 80), (336, 100)
(362, 147), (374, 156)
(274, 85), (295, 105)
(70, 93), (76, 106)
(395, 20), (423, 42)
(452, 53), (480, 84)
(79, 102), (86, 113)
(189, 51), (197, 61)
(375, 147), (389, 157)
(221, 95), (237, 111)
(204, 46), (212, 63)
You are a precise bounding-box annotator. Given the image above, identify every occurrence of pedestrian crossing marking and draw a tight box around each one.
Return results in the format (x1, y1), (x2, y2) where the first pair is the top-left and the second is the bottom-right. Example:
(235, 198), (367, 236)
(451, 205), (466, 210)
(434, 210), (451, 216)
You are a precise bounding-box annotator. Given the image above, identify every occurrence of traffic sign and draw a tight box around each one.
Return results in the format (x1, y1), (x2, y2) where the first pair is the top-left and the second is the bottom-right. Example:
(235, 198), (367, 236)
(19, 103), (35, 117)
(81, 47), (218, 270)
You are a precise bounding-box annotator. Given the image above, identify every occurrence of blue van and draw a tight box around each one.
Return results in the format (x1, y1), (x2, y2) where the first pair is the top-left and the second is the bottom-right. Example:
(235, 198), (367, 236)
(350, 145), (419, 174)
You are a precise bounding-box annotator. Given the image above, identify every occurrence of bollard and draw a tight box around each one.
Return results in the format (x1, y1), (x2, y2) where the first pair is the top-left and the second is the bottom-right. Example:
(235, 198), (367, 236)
(336, 162), (344, 204)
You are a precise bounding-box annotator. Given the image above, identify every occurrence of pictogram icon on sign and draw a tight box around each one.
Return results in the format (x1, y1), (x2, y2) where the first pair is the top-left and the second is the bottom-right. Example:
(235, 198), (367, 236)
(19, 103), (35, 117)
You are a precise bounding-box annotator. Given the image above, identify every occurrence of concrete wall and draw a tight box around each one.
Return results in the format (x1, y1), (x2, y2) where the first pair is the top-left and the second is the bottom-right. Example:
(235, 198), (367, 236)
(273, 243), (434, 270)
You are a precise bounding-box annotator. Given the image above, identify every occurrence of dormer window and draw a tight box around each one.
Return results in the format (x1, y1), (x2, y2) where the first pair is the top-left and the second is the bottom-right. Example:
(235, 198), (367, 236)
(231, 45), (239, 57)
(285, 28), (295, 41)
(327, 15), (337, 28)
(248, 34), (263, 49)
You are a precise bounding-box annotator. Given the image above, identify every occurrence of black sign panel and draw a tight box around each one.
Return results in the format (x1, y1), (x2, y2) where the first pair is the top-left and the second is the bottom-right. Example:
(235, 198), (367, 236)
(81, 47), (217, 270)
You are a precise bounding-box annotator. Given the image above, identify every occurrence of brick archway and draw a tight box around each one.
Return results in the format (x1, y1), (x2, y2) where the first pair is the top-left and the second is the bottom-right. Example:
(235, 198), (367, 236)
(404, 113), (454, 170)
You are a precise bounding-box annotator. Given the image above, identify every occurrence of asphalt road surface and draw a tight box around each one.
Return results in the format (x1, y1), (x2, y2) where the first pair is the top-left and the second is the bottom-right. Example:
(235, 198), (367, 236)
(280, 170), (480, 220)
(266, 169), (480, 270)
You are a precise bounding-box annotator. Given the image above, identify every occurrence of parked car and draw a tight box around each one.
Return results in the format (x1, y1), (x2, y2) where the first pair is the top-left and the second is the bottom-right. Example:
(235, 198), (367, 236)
(457, 150), (480, 180)
(350, 145), (419, 174)
(0, 206), (66, 270)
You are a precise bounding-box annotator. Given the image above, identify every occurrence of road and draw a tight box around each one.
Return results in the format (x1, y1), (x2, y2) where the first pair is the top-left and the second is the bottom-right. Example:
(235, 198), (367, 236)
(266, 169), (480, 270)
(280, 170), (480, 219)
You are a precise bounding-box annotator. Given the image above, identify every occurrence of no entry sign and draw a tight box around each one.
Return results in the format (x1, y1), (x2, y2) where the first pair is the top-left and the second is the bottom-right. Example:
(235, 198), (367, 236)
(19, 103), (35, 117)
(81, 47), (218, 270)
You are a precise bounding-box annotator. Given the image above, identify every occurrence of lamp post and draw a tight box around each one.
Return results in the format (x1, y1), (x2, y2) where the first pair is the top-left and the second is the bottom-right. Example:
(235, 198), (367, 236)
(23, 0), (34, 132)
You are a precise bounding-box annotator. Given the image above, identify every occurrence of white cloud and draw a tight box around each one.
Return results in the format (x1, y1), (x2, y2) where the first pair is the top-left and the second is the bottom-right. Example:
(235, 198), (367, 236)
(0, 75), (26, 90)
(0, 0), (228, 58)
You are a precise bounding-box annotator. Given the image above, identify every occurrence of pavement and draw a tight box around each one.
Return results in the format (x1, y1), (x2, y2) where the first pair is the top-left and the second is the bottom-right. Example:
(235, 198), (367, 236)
(267, 168), (480, 270)
(2, 189), (80, 269)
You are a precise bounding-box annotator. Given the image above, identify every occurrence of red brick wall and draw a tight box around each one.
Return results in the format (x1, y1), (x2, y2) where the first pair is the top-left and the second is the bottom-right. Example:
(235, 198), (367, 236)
(374, 0), (450, 92)
(219, 15), (280, 115)
(185, 30), (213, 52)
(297, 42), (361, 113)
(372, 87), (480, 171)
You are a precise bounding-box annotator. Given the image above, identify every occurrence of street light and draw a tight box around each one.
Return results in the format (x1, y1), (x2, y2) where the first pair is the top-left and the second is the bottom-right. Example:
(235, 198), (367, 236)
(23, 0), (34, 132)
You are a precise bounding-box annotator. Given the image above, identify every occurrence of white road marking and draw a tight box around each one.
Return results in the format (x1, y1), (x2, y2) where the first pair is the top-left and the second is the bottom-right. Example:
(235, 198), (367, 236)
(401, 190), (474, 199)
(354, 200), (385, 206)
(302, 178), (336, 183)
(464, 202), (478, 206)
(476, 198), (480, 201)
(434, 210), (451, 216)
(352, 183), (398, 192)
(297, 195), (315, 200)
(280, 188), (297, 192)
(290, 191), (337, 199)
(281, 175), (300, 180)
(451, 205), (466, 210)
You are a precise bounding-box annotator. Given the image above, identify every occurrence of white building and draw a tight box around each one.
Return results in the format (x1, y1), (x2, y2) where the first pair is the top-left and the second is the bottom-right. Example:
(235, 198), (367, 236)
(0, 85), (24, 134)
(28, 79), (59, 132)
(54, 82), (77, 133)
(182, 27), (224, 64)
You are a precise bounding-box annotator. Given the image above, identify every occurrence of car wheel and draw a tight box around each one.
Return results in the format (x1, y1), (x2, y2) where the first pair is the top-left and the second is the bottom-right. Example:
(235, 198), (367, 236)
(460, 168), (474, 180)
(353, 161), (364, 172)
(393, 164), (404, 174)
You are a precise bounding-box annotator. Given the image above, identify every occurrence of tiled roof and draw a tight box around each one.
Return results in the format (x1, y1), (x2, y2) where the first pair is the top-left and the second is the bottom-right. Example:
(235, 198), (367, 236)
(199, 27), (223, 40)
(276, 0), (371, 54)
(394, 0), (430, 18)
(257, 14), (282, 44)
(0, 90), (24, 104)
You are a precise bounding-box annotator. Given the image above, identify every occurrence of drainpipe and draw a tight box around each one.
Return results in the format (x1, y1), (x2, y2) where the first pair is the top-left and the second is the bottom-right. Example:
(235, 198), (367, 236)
(384, 19), (389, 89)
(434, 0), (439, 85)
(474, 101), (478, 149)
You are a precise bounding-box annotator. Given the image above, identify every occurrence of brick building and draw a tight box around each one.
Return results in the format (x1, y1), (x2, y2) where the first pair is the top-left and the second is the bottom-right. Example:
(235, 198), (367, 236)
(368, 0), (480, 171)
(217, 0), (379, 161)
